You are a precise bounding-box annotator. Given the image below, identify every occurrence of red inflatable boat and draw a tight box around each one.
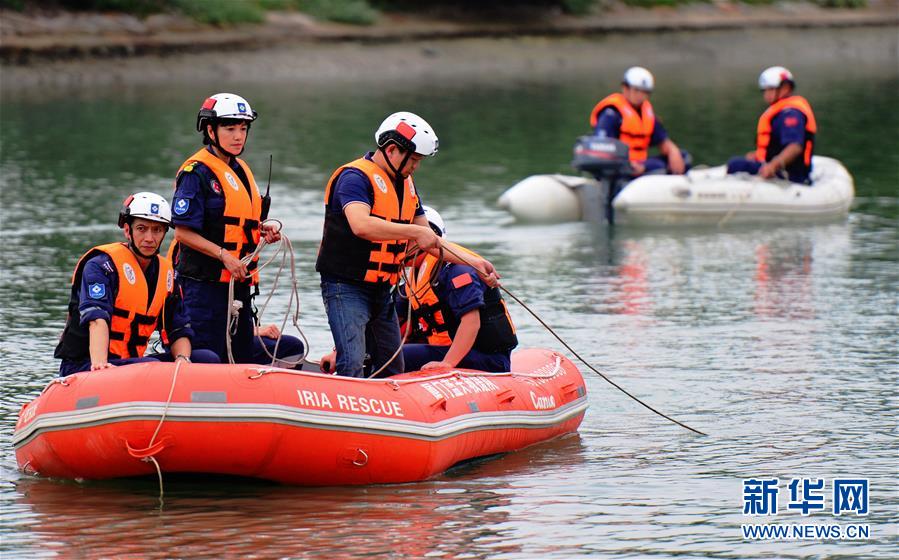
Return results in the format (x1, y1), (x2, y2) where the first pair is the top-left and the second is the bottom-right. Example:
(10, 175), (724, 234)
(14, 348), (587, 485)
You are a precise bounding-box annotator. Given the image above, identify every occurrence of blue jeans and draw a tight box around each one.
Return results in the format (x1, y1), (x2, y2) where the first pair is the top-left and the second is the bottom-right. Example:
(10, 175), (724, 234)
(402, 344), (511, 373)
(321, 279), (404, 378)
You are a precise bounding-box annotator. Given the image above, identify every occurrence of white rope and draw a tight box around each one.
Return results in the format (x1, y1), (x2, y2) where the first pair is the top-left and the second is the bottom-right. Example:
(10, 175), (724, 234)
(225, 219), (309, 366)
(366, 245), (436, 378)
(147, 455), (164, 505)
(147, 357), (182, 448)
(252, 355), (567, 383)
(139, 357), (183, 505)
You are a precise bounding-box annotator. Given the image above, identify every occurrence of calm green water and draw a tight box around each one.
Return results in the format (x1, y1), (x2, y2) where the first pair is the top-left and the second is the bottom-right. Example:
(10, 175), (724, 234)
(1, 29), (897, 558)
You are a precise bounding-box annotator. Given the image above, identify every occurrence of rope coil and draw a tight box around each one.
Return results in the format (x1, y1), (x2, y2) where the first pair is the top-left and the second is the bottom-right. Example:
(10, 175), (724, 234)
(225, 219), (310, 367)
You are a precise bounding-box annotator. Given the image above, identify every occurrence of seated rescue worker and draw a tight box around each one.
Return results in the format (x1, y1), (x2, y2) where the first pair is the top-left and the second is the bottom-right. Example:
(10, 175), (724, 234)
(54, 193), (220, 376)
(400, 206), (518, 373)
(590, 66), (688, 177)
(726, 66), (817, 185)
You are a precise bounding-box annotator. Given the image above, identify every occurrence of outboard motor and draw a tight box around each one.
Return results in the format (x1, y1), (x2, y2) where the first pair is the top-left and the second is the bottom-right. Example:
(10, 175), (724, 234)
(571, 136), (632, 224)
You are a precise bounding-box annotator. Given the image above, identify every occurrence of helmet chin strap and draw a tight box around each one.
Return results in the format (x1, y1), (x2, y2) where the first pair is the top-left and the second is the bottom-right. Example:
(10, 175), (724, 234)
(128, 240), (160, 259)
(378, 145), (411, 183)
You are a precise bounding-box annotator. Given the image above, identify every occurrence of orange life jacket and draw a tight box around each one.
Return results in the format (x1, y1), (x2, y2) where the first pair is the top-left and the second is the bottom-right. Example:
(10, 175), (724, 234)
(756, 95), (817, 166)
(404, 254), (452, 345)
(173, 148), (262, 284)
(405, 249), (518, 354)
(317, 157), (420, 286)
(61, 242), (173, 360)
(589, 93), (656, 163)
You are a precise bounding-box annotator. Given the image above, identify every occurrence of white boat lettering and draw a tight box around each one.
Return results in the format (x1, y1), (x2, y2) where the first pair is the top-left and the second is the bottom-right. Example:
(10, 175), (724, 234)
(421, 377), (500, 401)
(421, 383), (443, 400)
(20, 403), (36, 425)
(297, 390), (333, 409)
(336, 394), (405, 417)
(530, 391), (556, 410)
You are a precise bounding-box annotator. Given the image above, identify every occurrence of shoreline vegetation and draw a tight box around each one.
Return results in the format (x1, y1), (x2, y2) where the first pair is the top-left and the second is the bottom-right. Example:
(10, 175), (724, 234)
(2, 0), (897, 64)
(0, 1), (876, 26)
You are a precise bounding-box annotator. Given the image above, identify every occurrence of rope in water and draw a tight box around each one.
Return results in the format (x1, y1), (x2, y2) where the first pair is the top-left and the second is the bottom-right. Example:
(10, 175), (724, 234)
(142, 355), (184, 506)
(439, 242), (707, 437)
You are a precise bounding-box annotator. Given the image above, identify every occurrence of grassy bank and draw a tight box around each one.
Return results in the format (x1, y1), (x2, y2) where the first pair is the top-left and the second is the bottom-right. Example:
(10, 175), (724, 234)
(0, 0), (868, 26)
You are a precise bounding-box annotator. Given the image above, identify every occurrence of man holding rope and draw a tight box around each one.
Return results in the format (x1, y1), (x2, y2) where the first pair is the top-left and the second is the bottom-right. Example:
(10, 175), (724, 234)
(317, 112), (499, 377)
(398, 206), (518, 373)
(170, 93), (304, 364)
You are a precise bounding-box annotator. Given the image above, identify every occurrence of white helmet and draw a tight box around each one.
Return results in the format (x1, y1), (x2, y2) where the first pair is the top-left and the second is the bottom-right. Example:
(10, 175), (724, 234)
(118, 192), (172, 228)
(196, 93), (257, 132)
(375, 111), (439, 157)
(758, 66), (794, 90)
(623, 66), (654, 92)
(422, 205), (446, 238)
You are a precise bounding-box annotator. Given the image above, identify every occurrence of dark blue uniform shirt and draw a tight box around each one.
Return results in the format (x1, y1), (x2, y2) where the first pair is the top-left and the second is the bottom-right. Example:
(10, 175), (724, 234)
(171, 147), (251, 232)
(769, 108), (808, 152)
(79, 253), (194, 344)
(434, 263), (486, 320)
(322, 152), (426, 283)
(328, 152), (427, 217)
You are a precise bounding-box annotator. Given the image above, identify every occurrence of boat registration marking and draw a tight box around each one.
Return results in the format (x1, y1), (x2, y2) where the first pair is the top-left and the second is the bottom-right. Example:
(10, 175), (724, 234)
(420, 376), (500, 401)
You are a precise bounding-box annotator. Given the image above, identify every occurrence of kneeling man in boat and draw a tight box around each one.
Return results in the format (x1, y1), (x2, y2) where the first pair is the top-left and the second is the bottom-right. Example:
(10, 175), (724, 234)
(589, 66), (689, 177)
(54, 193), (220, 376)
(397, 206), (518, 373)
(727, 66), (817, 185)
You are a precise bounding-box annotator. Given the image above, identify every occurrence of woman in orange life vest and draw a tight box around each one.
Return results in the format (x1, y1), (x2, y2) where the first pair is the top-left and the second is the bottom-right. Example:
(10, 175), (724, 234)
(396, 206), (518, 373)
(170, 93), (304, 364)
(726, 66), (817, 185)
(54, 193), (220, 377)
(316, 112), (500, 378)
(589, 66), (689, 177)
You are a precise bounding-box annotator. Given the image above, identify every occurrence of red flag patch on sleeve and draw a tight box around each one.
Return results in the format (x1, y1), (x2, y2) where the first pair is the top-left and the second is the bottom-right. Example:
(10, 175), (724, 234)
(452, 273), (473, 289)
(784, 116), (799, 127)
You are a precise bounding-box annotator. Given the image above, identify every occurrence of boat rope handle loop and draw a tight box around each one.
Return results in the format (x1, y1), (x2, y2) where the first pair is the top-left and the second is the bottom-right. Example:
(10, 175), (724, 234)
(41, 376), (71, 394)
(125, 358), (184, 504)
(126, 437), (171, 459)
(439, 244), (707, 437)
(352, 448), (369, 467)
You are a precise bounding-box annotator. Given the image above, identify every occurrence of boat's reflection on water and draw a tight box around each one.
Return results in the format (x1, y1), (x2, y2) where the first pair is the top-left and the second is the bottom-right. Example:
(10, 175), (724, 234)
(13, 434), (586, 558)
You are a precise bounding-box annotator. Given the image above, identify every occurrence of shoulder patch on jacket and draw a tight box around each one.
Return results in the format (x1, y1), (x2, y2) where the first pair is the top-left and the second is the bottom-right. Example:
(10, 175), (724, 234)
(88, 283), (106, 299)
(173, 198), (190, 216)
(183, 162), (196, 173)
(452, 273), (473, 289)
